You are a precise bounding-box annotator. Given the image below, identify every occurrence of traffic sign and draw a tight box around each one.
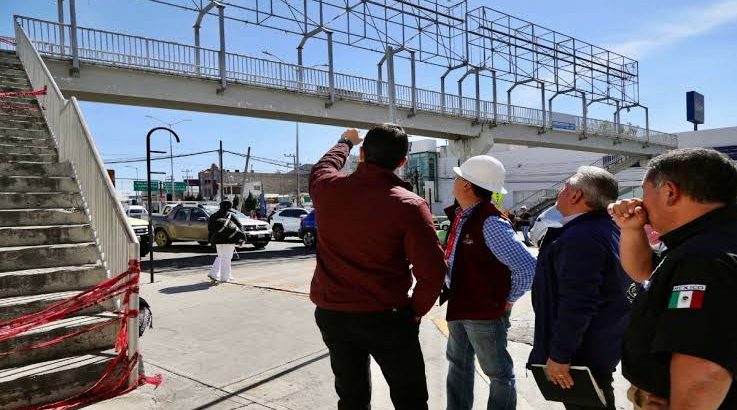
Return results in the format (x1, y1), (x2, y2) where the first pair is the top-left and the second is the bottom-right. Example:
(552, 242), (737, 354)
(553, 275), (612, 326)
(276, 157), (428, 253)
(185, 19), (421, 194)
(133, 180), (160, 191)
(133, 180), (186, 193)
(162, 182), (187, 193)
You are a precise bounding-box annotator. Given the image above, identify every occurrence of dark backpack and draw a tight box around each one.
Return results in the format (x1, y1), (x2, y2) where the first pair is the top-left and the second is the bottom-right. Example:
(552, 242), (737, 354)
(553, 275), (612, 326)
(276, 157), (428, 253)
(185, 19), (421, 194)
(138, 297), (153, 337)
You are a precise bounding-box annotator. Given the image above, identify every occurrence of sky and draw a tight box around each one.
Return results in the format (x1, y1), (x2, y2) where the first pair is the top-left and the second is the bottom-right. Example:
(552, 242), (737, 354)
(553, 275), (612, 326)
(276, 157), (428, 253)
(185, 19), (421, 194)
(1, 0), (736, 190)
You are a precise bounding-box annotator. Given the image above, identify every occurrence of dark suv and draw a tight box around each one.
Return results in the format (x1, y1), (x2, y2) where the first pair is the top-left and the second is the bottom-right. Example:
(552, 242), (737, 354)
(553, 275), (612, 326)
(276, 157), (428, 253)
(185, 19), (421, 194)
(298, 210), (317, 248)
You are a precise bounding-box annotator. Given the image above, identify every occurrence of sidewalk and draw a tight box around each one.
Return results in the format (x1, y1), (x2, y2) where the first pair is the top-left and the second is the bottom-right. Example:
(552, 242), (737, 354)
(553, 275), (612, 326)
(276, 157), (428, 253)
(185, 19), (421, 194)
(88, 262), (630, 409)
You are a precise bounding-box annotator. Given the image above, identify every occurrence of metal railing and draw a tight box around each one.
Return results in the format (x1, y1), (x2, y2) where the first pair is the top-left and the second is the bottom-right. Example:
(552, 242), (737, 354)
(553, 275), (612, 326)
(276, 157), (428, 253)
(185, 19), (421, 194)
(511, 154), (636, 212)
(14, 15), (678, 149)
(14, 20), (140, 388)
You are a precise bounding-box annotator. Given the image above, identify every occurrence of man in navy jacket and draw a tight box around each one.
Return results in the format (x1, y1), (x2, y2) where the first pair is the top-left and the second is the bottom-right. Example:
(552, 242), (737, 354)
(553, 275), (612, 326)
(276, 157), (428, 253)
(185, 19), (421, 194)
(528, 166), (634, 410)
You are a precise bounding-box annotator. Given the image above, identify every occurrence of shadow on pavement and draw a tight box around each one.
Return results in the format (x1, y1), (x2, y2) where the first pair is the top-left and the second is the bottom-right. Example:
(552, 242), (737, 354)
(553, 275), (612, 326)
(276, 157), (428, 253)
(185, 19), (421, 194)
(190, 351), (330, 410)
(158, 281), (218, 294)
(142, 246), (316, 274)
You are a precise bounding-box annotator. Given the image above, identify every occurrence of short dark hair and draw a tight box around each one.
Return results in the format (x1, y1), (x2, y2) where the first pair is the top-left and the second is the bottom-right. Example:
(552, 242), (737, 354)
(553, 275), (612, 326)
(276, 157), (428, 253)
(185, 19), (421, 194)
(644, 148), (737, 204)
(470, 183), (493, 201)
(362, 123), (408, 169)
(220, 200), (233, 210)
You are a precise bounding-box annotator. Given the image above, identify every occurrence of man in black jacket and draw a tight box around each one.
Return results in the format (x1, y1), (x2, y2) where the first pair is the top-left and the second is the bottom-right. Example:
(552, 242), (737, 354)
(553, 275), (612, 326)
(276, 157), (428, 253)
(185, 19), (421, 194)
(609, 148), (737, 410)
(207, 201), (244, 283)
(528, 166), (632, 410)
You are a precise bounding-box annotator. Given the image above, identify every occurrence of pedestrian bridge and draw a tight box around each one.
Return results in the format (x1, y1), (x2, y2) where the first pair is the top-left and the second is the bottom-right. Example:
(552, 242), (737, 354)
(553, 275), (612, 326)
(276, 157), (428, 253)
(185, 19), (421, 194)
(14, 16), (677, 157)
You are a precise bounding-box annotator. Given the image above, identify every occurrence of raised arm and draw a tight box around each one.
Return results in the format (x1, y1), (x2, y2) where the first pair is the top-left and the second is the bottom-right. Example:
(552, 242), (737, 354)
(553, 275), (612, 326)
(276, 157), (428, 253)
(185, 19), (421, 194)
(608, 199), (654, 283)
(309, 129), (363, 197)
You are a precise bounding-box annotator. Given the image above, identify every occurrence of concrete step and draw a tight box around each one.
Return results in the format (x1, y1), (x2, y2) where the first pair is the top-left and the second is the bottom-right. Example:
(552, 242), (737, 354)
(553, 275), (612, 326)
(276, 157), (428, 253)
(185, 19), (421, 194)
(0, 224), (94, 247)
(0, 176), (76, 193)
(0, 127), (49, 139)
(0, 208), (87, 228)
(0, 263), (107, 298)
(0, 313), (119, 369)
(0, 152), (57, 163)
(0, 119), (46, 131)
(0, 76), (31, 86)
(0, 289), (110, 323)
(0, 134), (54, 147)
(0, 66), (25, 75)
(0, 242), (99, 273)
(0, 143), (57, 156)
(0, 109), (43, 119)
(0, 162), (70, 177)
(0, 62), (23, 71)
(0, 349), (120, 410)
(0, 192), (82, 210)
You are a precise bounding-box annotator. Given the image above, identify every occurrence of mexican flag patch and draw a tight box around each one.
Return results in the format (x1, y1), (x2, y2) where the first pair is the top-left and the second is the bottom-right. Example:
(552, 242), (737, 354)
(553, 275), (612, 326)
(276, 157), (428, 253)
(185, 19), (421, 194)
(668, 284), (705, 309)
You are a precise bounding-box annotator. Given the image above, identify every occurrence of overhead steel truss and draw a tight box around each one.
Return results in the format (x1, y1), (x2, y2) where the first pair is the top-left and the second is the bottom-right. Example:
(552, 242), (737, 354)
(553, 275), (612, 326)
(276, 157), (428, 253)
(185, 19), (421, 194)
(144, 0), (648, 128)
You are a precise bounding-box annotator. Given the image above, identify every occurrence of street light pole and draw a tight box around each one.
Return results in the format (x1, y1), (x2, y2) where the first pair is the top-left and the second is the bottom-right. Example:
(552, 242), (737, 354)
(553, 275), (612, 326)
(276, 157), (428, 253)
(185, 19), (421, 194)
(146, 127), (179, 284)
(144, 115), (191, 200)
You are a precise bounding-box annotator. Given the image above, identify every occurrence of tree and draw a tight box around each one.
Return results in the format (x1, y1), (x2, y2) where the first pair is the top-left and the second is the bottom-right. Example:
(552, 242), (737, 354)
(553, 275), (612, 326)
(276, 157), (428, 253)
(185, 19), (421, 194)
(233, 195), (241, 210)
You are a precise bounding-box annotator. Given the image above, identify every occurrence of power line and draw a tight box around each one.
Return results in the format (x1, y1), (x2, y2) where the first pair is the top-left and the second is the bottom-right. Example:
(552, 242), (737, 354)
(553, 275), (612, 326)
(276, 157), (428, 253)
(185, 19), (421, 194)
(103, 149), (218, 164)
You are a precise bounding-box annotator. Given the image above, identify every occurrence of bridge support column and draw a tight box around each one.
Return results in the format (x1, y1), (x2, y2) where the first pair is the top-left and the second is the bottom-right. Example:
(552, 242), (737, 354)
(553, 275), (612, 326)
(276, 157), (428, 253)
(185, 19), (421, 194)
(448, 128), (494, 162)
(216, 4), (227, 94)
(440, 63), (468, 114)
(297, 26), (335, 107)
(377, 46), (416, 120)
(580, 91), (588, 140)
(386, 46), (397, 123)
(57, 0), (65, 57)
(68, 0), (79, 76)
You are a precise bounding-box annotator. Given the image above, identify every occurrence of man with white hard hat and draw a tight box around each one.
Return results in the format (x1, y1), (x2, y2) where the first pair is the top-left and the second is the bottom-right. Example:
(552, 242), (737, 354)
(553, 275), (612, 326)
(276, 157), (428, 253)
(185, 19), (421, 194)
(442, 155), (537, 410)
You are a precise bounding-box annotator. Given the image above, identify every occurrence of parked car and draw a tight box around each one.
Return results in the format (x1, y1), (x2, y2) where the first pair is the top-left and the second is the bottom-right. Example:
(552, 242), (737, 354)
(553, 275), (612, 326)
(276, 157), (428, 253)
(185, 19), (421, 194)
(432, 215), (449, 230)
(151, 204), (271, 249)
(126, 205), (148, 220)
(298, 210), (317, 248)
(127, 216), (151, 257)
(529, 205), (563, 247)
(268, 207), (309, 241)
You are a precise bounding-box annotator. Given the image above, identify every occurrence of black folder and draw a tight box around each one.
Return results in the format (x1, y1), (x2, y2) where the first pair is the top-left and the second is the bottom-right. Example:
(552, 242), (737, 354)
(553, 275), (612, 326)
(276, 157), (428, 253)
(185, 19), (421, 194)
(530, 364), (606, 407)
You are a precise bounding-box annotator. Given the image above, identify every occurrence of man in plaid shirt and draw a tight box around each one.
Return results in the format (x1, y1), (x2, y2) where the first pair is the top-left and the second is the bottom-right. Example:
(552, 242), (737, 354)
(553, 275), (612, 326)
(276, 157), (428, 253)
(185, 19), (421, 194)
(441, 155), (536, 410)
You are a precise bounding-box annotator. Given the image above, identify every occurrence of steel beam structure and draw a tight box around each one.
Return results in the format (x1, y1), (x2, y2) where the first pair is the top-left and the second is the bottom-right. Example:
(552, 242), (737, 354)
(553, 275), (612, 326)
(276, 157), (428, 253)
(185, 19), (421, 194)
(147, 0), (642, 119)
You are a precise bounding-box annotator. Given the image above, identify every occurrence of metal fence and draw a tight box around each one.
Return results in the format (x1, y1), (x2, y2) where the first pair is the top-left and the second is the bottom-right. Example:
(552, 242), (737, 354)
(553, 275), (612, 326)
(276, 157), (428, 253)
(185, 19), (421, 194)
(15, 21), (140, 388)
(14, 15), (678, 149)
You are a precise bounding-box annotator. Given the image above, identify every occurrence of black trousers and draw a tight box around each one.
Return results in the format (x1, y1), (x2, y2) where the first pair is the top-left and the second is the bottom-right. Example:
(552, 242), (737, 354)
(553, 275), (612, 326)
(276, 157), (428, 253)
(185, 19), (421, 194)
(315, 307), (429, 410)
(563, 372), (615, 410)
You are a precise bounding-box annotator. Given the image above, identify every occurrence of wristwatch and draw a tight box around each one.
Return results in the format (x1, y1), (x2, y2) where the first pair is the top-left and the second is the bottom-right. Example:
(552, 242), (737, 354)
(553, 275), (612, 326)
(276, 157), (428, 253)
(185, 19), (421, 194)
(337, 137), (354, 149)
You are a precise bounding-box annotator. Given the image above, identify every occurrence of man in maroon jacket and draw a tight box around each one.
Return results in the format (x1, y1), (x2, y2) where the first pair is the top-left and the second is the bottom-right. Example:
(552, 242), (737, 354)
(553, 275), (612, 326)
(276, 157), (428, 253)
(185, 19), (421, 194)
(310, 124), (446, 410)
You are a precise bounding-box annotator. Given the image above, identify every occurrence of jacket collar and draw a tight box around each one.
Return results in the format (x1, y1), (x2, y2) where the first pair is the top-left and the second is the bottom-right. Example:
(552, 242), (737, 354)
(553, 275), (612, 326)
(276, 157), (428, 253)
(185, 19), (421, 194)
(354, 162), (413, 190)
(660, 205), (737, 249)
(444, 200), (501, 221)
(560, 209), (611, 230)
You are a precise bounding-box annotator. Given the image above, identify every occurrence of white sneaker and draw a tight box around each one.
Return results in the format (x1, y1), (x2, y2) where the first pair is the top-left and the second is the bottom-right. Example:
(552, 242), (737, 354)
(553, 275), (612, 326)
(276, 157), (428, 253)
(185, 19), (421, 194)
(207, 275), (219, 283)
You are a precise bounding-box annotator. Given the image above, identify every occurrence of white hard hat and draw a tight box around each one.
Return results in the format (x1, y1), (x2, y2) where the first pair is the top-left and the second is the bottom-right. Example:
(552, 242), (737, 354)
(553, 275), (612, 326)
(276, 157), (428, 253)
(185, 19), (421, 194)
(453, 155), (507, 194)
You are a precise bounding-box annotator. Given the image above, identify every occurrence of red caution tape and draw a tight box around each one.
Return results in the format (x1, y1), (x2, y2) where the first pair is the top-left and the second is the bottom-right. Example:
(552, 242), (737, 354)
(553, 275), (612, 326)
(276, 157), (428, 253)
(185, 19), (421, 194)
(0, 37), (15, 45)
(2, 259), (163, 409)
(0, 85), (47, 98)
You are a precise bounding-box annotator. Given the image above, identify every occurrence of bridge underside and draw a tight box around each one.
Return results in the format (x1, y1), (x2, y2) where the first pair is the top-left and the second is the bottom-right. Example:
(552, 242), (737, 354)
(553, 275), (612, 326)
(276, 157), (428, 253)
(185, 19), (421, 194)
(44, 60), (665, 156)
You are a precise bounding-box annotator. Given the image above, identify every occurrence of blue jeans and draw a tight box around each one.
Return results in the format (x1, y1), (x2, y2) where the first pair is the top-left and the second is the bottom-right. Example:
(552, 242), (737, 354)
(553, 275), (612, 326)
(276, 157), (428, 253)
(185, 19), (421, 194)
(521, 225), (531, 243)
(446, 313), (516, 410)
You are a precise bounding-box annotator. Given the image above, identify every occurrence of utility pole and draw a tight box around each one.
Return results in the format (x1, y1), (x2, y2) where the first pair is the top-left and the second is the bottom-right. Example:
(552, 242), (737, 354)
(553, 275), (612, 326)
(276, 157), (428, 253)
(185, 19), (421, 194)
(284, 153), (298, 206)
(240, 146), (251, 205)
(218, 140), (224, 203)
(181, 168), (193, 198)
(295, 122), (301, 207)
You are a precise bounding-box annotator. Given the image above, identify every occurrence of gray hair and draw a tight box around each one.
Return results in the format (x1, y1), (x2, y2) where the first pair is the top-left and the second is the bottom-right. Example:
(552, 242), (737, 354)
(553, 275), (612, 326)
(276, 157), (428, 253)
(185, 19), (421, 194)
(567, 166), (619, 210)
